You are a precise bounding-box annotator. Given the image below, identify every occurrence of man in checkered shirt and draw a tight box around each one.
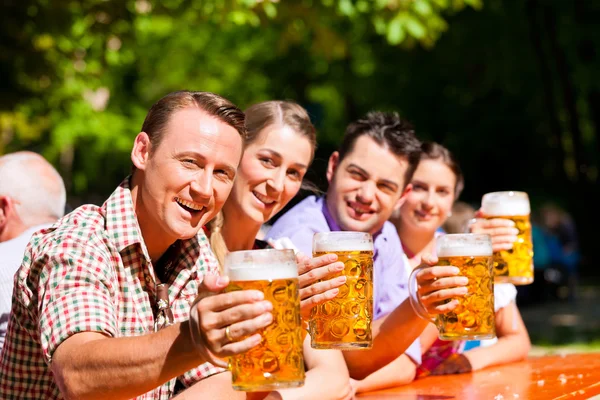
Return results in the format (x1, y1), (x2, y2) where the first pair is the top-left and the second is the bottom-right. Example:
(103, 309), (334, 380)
(0, 91), (276, 399)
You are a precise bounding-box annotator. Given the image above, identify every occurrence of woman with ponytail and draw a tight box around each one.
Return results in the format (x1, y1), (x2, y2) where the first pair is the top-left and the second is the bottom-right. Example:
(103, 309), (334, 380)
(199, 100), (353, 399)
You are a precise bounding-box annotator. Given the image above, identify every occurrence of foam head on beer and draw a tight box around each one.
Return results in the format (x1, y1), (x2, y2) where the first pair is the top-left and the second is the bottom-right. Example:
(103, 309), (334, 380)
(481, 191), (531, 217)
(436, 234), (493, 258)
(225, 249), (298, 281)
(313, 231), (373, 253)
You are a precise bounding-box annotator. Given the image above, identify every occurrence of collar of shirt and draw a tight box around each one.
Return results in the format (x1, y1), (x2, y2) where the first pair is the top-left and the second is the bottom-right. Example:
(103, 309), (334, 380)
(320, 196), (385, 241)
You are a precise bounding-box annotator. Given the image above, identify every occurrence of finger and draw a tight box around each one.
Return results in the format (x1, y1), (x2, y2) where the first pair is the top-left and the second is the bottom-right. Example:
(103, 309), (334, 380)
(300, 288), (340, 318)
(492, 242), (515, 252)
(298, 262), (345, 288)
(418, 276), (469, 295)
(481, 227), (519, 237)
(209, 301), (273, 329)
(419, 253), (439, 266)
(224, 312), (274, 344)
(297, 253), (339, 276)
(474, 218), (515, 230)
(300, 275), (346, 300)
(490, 234), (518, 244)
(295, 252), (309, 266)
(416, 266), (460, 282)
(218, 333), (263, 357)
(425, 298), (461, 315)
(199, 274), (230, 292)
(200, 289), (266, 313)
(420, 287), (468, 307)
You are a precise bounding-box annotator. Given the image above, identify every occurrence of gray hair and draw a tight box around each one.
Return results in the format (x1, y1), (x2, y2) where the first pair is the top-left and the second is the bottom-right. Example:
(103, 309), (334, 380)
(0, 152), (67, 226)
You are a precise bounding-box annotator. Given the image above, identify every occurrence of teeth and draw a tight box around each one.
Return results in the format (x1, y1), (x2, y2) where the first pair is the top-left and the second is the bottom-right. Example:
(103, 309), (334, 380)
(350, 204), (371, 214)
(253, 192), (275, 205)
(175, 197), (204, 211)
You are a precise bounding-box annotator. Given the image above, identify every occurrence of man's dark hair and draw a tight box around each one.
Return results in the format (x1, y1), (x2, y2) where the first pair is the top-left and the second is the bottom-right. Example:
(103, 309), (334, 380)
(338, 111), (422, 186)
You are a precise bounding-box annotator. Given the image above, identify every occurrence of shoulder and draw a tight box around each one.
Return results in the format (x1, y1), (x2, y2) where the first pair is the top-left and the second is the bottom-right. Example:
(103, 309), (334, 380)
(23, 204), (114, 273)
(269, 196), (328, 236)
(377, 221), (403, 252)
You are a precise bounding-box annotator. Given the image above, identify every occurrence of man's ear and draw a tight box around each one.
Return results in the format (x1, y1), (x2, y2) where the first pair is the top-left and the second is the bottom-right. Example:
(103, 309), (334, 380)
(131, 132), (152, 170)
(326, 152), (340, 184)
(393, 183), (413, 212)
(0, 195), (14, 230)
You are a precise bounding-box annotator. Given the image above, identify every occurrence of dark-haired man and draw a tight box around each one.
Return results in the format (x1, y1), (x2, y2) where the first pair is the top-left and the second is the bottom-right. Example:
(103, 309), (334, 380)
(268, 112), (466, 384)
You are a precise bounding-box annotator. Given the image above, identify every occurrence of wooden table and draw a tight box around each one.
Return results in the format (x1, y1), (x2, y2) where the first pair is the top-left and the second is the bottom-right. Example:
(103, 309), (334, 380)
(357, 353), (600, 399)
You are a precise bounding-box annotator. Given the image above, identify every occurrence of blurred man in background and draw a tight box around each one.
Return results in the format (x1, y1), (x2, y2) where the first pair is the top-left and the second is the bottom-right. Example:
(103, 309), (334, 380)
(0, 151), (67, 348)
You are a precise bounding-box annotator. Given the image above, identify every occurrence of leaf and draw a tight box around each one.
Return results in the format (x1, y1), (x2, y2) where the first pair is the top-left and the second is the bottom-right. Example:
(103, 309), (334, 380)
(387, 15), (406, 45)
(405, 16), (427, 39)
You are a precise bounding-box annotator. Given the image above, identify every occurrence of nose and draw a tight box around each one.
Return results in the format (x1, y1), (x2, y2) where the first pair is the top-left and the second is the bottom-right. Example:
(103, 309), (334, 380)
(357, 181), (375, 204)
(267, 169), (285, 195)
(190, 171), (213, 202)
(421, 189), (434, 209)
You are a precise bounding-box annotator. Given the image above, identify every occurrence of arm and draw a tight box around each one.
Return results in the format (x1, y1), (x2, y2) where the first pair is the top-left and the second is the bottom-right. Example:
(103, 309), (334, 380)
(344, 255), (468, 379)
(352, 354), (417, 394)
(463, 301), (531, 371)
(52, 275), (273, 400)
(266, 337), (352, 400)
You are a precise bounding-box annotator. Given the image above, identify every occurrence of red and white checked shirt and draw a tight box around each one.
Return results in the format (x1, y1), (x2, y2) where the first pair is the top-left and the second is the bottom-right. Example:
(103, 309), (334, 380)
(0, 178), (224, 399)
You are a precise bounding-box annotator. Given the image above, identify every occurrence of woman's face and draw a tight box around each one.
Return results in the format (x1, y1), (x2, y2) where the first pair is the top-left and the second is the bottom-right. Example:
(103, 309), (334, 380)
(229, 124), (313, 224)
(399, 159), (457, 235)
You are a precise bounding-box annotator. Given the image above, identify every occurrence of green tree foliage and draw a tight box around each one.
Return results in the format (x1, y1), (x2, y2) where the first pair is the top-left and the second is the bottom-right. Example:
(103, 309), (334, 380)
(0, 0), (480, 195)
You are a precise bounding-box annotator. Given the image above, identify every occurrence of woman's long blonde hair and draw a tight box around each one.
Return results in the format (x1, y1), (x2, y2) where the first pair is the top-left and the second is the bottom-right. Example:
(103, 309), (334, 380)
(207, 100), (317, 268)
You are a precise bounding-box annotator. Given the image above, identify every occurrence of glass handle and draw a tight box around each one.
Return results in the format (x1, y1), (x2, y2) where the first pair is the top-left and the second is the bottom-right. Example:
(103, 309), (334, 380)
(408, 266), (435, 323)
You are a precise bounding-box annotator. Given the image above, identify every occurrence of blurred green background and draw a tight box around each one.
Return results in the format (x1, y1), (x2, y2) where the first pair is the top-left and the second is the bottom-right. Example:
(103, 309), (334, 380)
(1, 0), (599, 348)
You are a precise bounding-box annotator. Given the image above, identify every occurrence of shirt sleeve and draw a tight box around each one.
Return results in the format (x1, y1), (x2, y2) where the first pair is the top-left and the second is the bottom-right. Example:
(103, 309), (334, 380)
(493, 283), (518, 312)
(37, 247), (118, 365)
(267, 224), (315, 256)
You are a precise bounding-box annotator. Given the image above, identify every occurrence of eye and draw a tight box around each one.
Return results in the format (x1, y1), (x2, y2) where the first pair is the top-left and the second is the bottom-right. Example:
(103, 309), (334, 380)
(412, 183), (426, 191)
(378, 183), (396, 193)
(214, 169), (233, 181)
(260, 157), (275, 167)
(181, 159), (198, 168)
(349, 170), (365, 180)
(437, 188), (451, 196)
(287, 169), (303, 181)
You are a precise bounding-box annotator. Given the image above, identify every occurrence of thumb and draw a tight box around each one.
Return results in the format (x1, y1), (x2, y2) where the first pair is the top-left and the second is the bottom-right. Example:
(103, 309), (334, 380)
(420, 252), (438, 266)
(199, 274), (229, 293)
(474, 209), (485, 218)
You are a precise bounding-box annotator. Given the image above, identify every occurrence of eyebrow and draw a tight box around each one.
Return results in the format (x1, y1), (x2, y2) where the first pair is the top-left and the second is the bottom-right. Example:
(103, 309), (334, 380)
(347, 163), (400, 189)
(412, 179), (451, 189)
(260, 148), (308, 169)
(179, 151), (237, 176)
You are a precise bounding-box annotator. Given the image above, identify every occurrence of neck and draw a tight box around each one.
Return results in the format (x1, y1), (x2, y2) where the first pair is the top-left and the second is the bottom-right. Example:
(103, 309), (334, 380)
(221, 203), (261, 252)
(396, 221), (436, 268)
(130, 174), (173, 263)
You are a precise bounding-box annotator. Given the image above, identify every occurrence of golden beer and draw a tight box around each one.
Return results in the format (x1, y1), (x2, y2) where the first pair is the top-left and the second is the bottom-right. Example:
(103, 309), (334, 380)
(482, 191), (534, 285)
(224, 249), (304, 391)
(435, 234), (496, 340)
(311, 232), (373, 350)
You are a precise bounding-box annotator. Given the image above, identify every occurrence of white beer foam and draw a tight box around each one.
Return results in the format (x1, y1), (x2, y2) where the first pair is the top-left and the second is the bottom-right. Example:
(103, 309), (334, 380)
(437, 244), (492, 257)
(313, 238), (373, 253)
(481, 192), (530, 216)
(227, 262), (298, 281)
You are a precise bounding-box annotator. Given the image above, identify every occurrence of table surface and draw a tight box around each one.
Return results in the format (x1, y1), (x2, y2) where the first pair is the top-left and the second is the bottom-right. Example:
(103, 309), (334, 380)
(357, 353), (600, 400)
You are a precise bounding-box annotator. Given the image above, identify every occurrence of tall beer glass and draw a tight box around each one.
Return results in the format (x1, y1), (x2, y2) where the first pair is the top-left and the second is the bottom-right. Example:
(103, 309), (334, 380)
(224, 249), (304, 391)
(408, 234), (496, 340)
(311, 231), (373, 349)
(481, 191), (534, 285)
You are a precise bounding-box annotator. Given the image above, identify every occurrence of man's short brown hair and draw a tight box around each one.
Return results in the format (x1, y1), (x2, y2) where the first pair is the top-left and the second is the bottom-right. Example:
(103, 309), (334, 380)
(141, 91), (246, 152)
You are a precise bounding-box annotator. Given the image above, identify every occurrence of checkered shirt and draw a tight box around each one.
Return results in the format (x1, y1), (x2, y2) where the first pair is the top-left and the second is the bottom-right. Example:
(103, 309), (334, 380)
(0, 178), (224, 399)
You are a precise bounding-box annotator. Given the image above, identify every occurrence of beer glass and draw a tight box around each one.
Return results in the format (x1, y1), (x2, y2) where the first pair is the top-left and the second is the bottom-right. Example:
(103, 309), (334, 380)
(481, 191), (534, 285)
(311, 231), (374, 349)
(408, 234), (496, 340)
(224, 249), (304, 391)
